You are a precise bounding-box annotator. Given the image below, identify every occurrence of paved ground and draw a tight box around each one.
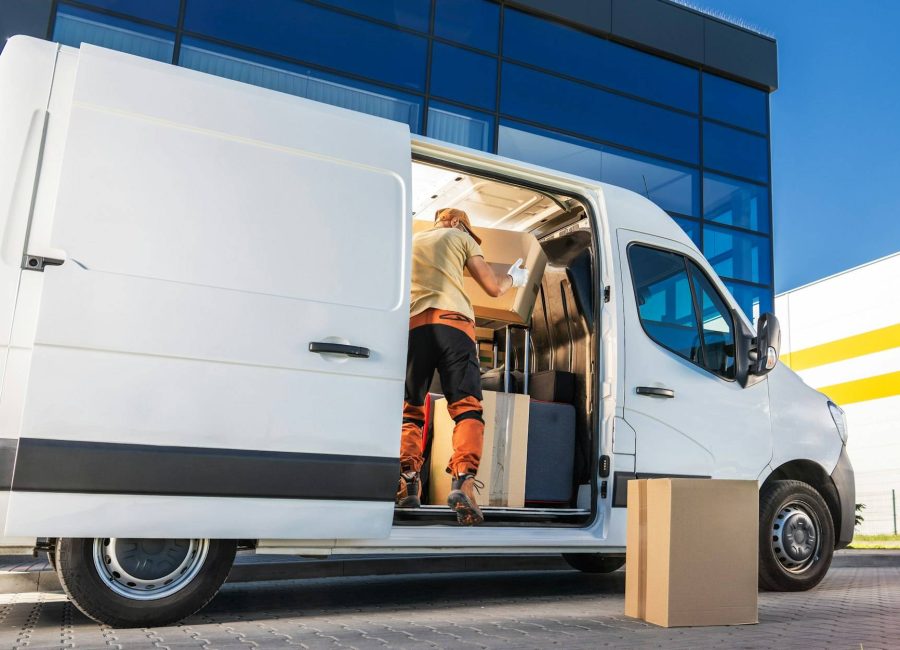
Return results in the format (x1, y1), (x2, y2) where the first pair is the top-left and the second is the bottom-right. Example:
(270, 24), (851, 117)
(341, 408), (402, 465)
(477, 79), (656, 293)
(0, 553), (897, 649)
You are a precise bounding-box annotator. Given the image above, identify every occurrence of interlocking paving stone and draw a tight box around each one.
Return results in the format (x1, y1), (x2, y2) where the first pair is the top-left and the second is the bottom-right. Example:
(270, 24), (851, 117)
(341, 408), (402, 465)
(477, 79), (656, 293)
(0, 562), (897, 649)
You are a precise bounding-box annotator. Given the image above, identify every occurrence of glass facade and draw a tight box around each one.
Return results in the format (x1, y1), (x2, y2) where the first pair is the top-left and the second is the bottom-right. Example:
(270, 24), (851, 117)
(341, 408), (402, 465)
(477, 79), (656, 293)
(49, 0), (773, 320)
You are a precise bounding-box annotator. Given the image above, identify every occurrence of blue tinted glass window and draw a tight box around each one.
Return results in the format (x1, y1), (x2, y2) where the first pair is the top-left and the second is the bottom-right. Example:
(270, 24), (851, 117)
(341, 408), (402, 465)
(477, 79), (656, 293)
(434, 0), (500, 53)
(430, 43), (496, 110)
(54, 6), (174, 62)
(316, 0), (430, 32)
(703, 121), (769, 183)
(427, 101), (493, 151)
(703, 173), (769, 233)
(501, 64), (698, 163)
(673, 217), (701, 247)
(629, 245), (702, 364)
(497, 122), (699, 215)
(503, 9), (698, 112)
(703, 73), (767, 133)
(64, 0), (180, 25)
(723, 282), (773, 323)
(688, 262), (736, 379)
(184, 0), (428, 91)
(179, 39), (421, 132)
(703, 224), (771, 285)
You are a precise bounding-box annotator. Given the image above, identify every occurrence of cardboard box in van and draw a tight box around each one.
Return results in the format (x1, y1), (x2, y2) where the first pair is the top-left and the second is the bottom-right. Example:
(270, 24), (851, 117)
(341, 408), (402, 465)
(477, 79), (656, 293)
(429, 391), (530, 507)
(413, 220), (547, 324)
(625, 479), (758, 627)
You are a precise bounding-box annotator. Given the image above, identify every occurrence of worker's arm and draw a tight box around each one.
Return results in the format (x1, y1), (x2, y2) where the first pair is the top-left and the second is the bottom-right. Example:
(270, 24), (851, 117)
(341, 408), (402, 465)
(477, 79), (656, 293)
(466, 256), (529, 298)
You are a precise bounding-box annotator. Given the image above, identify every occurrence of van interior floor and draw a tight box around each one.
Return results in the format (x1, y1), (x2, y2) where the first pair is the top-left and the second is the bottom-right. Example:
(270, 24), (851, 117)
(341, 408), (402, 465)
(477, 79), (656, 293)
(393, 505), (592, 526)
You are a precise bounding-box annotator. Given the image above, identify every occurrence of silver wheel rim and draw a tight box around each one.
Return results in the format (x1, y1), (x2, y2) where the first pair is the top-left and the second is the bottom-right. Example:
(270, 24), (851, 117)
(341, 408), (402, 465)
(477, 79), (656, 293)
(771, 500), (821, 574)
(92, 538), (209, 601)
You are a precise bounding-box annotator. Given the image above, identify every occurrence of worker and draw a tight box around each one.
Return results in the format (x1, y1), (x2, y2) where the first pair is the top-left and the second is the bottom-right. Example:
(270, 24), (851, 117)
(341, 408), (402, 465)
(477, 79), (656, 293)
(397, 207), (528, 525)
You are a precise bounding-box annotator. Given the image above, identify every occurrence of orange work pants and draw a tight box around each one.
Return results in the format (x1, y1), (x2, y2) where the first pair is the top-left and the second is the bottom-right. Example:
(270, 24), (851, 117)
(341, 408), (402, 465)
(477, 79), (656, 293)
(400, 309), (484, 477)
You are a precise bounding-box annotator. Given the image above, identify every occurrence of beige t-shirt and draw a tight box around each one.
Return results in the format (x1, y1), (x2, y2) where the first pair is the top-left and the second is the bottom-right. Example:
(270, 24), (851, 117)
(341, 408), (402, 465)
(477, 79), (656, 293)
(409, 226), (484, 320)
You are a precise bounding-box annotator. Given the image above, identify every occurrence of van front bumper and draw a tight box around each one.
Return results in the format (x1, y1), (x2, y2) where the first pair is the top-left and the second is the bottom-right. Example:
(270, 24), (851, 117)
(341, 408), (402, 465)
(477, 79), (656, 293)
(831, 445), (855, 549)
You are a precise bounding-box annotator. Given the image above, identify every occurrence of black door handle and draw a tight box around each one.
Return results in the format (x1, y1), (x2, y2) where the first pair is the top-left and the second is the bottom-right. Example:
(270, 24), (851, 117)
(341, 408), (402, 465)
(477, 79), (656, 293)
(309, 342), (371, 358)
(636, 386), (675, 398)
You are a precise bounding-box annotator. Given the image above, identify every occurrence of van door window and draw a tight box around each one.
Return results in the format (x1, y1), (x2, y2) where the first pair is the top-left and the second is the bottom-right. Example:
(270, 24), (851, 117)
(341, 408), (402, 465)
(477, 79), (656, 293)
(628, 244), (737, 380)
(628, 245), (702, 365)
(687, 261), (736, 380)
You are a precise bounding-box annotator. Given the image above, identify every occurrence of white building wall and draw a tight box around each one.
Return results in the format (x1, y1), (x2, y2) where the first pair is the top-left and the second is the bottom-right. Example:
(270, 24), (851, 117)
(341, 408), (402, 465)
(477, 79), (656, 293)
(776, 252), (900, 536)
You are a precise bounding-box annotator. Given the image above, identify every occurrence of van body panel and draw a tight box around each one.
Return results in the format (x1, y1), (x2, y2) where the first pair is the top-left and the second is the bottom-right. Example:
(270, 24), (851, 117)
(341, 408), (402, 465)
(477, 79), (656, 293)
(0, 37), (57, 401)
(766, 364), (843, 476)
(3, 40), (411, 540)
(6, 492), (384, 540)
(616, 228), (773, 483)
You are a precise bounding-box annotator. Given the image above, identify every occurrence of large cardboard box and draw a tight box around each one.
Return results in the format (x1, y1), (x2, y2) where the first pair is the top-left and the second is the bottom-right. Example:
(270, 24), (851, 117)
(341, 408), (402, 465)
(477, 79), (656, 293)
(625, 479), (758, 627)
(413, 220), (547, 324)
(429, 390), (529, 507)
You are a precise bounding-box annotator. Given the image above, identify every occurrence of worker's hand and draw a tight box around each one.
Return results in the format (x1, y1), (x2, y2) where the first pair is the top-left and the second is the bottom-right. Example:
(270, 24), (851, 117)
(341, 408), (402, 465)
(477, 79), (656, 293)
(506, 258), (529, 288)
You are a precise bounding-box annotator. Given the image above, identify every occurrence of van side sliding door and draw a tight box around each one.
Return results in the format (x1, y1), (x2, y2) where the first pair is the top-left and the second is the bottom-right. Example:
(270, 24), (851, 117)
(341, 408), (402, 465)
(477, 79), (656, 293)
(4, 45), (410, 540)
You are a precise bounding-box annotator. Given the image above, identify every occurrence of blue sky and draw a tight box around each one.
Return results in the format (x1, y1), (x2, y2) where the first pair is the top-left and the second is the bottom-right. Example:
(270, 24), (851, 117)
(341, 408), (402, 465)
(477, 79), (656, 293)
(688, 0), (900, 292)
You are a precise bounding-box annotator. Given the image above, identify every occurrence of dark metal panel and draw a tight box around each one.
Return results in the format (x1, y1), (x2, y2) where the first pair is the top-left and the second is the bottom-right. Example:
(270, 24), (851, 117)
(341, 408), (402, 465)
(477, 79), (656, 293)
(830, 446), (856, 549)
(612, 471), (712, 507)
(0, 0), (53, 52)
(506, 0), (612, 34)
(610, 0), (703, 63)
(12, 438), (399, 501)
(705, 18), (779, 91)
(0, 438), (17, 490)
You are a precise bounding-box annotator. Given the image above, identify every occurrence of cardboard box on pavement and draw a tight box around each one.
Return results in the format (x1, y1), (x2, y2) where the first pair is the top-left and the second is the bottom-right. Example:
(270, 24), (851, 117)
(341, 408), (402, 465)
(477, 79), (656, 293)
(625, 478), (758, 627)
(429, 390), (529, 507)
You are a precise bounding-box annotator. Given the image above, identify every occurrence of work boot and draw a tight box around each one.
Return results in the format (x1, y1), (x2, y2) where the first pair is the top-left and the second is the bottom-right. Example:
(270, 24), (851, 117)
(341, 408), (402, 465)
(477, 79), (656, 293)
(447, 473), (484, 526)
(396, 471), (421, 508)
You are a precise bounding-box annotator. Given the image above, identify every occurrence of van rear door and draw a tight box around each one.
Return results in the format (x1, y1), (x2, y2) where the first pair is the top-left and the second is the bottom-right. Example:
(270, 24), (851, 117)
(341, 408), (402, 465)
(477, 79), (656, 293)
(4, 44), (410, 540)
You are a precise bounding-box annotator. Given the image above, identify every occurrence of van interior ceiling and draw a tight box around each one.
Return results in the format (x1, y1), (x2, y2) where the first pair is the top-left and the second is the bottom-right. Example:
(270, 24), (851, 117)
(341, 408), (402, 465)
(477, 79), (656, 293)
(399, 160), (598, 527)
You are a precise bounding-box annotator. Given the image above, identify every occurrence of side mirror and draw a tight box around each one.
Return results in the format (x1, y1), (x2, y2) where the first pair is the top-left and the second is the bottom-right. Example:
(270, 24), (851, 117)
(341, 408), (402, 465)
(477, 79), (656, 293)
(734, 311), (781, 388)
(751, 312), (781, 377)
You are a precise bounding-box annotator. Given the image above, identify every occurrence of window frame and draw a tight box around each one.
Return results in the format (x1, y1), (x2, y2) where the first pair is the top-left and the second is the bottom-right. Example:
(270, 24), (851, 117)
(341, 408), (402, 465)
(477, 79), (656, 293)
(627, 242), (737, 383)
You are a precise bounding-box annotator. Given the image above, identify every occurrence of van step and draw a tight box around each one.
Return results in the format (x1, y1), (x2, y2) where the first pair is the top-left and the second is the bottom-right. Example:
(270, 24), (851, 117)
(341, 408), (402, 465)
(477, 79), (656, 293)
(393, 505), (590, 526)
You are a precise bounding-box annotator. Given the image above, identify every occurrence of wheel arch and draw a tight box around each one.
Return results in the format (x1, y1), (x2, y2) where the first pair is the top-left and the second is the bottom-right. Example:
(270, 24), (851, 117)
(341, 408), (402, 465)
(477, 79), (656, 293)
(762, 459), (841, 547)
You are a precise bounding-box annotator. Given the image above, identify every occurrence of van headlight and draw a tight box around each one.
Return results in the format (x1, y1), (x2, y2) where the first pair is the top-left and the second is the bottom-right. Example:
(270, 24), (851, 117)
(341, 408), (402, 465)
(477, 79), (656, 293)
(828, 401), (848, 443)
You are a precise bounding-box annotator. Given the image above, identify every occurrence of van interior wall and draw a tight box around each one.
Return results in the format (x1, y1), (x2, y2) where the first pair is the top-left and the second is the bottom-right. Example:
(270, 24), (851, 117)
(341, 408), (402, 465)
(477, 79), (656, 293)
(525, 229), (595, 494)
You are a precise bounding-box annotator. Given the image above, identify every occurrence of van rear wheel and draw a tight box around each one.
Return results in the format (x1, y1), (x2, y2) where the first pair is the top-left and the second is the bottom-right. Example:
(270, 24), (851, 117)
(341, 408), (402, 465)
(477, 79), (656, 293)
(758, 480), (834, 591)
(55, 537), (236, 628)
(562, 553), (625, 573)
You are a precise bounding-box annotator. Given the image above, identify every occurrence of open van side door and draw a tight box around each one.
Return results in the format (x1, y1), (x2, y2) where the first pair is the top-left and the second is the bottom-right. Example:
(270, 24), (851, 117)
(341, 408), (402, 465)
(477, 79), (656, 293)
(4, 44), (410, 540)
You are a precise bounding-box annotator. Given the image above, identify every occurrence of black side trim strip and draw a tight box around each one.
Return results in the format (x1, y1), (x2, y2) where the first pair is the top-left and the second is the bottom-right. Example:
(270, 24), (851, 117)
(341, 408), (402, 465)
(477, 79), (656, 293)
(612, 471), (712, 507)
(13, 438), (398, 502)
(0, 438), (17, 491)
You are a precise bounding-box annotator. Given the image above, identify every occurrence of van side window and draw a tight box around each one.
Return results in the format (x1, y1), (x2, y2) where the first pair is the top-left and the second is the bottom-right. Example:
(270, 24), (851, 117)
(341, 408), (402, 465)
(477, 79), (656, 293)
(628, 245), (702, 365)
(628, 245), (736, 380)
(687, 261), (736, 379)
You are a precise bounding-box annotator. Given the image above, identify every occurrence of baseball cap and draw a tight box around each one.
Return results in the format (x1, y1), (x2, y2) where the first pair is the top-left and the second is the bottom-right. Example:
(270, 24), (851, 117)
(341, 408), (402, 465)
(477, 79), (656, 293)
(435, 207), (482, 245)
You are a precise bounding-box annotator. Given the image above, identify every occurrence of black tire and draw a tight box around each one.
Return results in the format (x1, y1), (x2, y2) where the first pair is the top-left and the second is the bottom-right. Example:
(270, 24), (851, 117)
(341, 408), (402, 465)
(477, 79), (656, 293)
(562, 553), (625, 573)
(55, 538), (236, 628)
(758, 480), (834, 591)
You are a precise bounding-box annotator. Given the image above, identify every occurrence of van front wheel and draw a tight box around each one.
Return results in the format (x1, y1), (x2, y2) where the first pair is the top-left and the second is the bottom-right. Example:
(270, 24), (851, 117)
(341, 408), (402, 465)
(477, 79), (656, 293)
(55, 537), (236, 627)
(758, 480), (834, 591)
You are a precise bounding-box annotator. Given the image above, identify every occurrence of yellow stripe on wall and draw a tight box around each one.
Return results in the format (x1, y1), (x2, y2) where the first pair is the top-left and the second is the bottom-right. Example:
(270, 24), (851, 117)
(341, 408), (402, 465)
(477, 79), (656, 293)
(816, 371), (900, 406)
(783, 322), (900, 371)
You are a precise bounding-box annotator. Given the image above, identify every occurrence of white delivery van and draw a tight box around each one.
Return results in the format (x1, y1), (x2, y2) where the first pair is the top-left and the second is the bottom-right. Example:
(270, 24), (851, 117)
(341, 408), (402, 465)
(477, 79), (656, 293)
(0, 37), (854, 627)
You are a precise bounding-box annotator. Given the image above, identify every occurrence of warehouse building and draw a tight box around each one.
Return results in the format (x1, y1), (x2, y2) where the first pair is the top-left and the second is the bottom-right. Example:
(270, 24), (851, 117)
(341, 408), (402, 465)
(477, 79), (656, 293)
(1, 0), (778, 320)
(776, 252), (900, 535)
